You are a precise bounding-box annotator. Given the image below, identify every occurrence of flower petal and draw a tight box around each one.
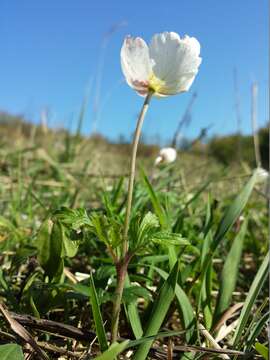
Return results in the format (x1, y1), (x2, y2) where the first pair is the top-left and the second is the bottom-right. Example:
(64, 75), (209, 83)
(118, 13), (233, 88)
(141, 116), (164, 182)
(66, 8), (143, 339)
(149, 32), (201, 94)
(121, 36), (152, 93)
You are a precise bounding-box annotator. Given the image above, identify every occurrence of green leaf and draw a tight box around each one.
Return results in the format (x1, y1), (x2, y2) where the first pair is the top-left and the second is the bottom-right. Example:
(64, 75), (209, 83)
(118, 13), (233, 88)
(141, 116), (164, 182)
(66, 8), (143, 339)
(89, 213), (109, 245)
(0, 344), (24, 360)
(232, 253), (269, 347)
(200, 194), (214, 267)
(255, 342), (269, 359)
(138, 212), (159, 242)
(0, 216), (22, 240)
(127, 329), (185, 348)
(246, 311), (269, 351)
(212, 172), (257, 254)
(129, 212), (159, 250)
(89, 273), (108, 352)
(123, 286), (151, 304)
(153, 266), (195, 342)
(214, 218), (248, 322)
(174, 180), (211, 231)
(124, 275), (143, 339)
(94, 340), (129, 360)
(140, 168), (168, 229)
(61, 228), (79, 258)
(68, 283), (91, 297)
(53, 207), (92, 229)
(151, 231), (189, 246)
(133, 261), (180, 360)
(201, 263), (213, 329)
(37, 219), (63, 280)
(201, 172), (258, 278)
(111, 176), (124, 206)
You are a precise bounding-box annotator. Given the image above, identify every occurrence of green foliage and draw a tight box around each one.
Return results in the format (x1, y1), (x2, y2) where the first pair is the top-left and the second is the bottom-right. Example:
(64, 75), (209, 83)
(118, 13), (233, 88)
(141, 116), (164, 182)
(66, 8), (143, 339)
(0, 344), (24, 360)
(258, 125), (269, 168)
(129, 211), (188, 254)
(208, 125), (269, 168)
(0, 119), (268, 358)
(209, 134), (254, 165)
(214, 218), (248, 321)
(93, 340), (129, 360)
(124, 275), (143, 339)
(37, 219), (64, 280)
(89, 273), (108, 352)
(255, 342), (269, 359)
(232, 252), (269, 347)
(133, 261), (180, 360)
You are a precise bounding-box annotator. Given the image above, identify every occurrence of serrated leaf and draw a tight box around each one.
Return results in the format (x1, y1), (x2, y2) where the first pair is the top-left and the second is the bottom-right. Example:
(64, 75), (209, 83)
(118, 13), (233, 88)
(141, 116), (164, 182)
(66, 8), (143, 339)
(129, 211), (160, 251)
(53, 207), (92, 229)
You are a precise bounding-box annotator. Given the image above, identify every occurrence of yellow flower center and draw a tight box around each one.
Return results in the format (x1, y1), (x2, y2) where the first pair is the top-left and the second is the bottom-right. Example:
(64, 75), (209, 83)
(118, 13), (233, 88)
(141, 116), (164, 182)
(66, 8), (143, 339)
(148, 72), (165, 93)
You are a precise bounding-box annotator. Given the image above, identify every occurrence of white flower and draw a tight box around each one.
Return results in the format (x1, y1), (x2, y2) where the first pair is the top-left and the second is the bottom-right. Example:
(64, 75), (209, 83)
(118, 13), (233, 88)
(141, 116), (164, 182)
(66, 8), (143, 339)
(155, 147), (177, 165)
(75, 272), (90, 282)
(254, 167), (269, 184)
(121, 31), (201, 97)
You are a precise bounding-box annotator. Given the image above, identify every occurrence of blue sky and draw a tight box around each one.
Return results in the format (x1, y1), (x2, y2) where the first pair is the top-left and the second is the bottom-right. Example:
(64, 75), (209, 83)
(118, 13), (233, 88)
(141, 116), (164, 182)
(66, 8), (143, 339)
(0, 0), (268, 142)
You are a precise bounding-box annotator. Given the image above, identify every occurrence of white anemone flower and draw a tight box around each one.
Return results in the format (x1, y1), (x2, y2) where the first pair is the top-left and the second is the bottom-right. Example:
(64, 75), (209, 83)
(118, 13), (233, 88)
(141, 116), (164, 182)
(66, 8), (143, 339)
(155, 147), (177, 165)
(254, 167), (269, 184)
(121, 31), (201, 97)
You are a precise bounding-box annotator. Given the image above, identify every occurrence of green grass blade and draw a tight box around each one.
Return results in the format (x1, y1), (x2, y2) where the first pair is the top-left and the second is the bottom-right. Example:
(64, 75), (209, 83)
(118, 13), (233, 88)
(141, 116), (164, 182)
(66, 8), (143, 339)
(124, 275), (143, 339)
(200, 194), (213, 267)
(111, 176), (124, 206)
(93, 340), (129, 360)
(174, 180), (211, 229)
(212, 172), (258, 253)
(201, 172), (258, 278)
(89, 273), (108, 352)
(127, 329), (184, 348)
(201, 263), (213, 329)
(76, 88), (90, 138)
(133, 261), (180, 360)
(140, 168), (178, 269)
(232, 252), (269, 347)
(153, 266), (195, 342)
(245, 311), (269, 351)
(214, 218), (248, 322)
(140, 167), (167, 229)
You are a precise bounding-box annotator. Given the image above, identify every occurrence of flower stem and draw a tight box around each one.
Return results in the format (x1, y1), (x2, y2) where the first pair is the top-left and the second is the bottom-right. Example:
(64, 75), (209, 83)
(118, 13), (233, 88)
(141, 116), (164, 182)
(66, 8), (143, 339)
(111, 258), (128, 343)
(122, 90), (153, 254)
(110, 90), (153, 342)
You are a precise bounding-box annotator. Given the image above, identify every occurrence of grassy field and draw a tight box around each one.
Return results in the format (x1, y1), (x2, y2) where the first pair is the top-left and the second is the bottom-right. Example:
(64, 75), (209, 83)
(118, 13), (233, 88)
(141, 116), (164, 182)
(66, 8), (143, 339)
(0, 121), (268, 359)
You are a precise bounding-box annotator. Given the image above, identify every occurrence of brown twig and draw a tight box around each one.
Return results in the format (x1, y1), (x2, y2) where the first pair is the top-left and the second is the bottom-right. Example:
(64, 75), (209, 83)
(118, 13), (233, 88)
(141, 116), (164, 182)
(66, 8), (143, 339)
(0, 330), (82, 359)
(8, 312), (95, 342)
(213, 302), (244, 332)
(0, 303), (49, 360)
(150, 345), (257, 359)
